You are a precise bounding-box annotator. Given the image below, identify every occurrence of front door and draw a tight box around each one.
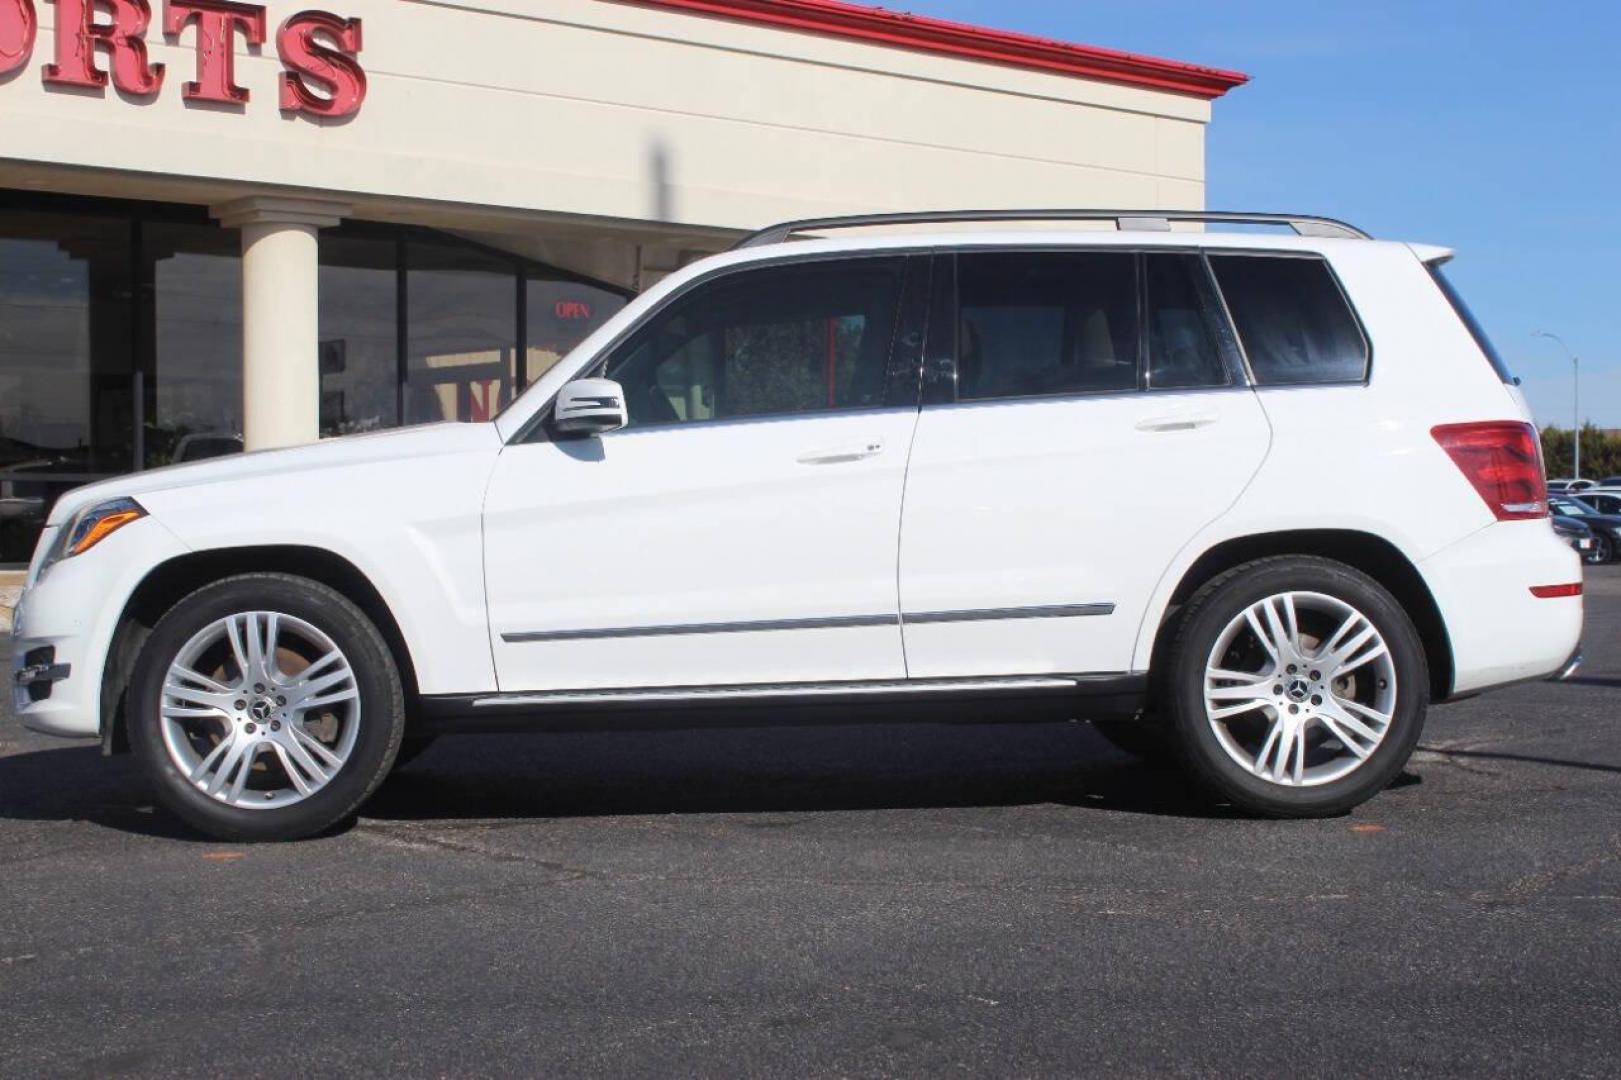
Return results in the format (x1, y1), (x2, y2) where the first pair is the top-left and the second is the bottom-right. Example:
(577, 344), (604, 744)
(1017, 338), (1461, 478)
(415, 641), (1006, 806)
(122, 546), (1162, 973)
(898, 249), (1271, 677)
(484, 254), (926, 692)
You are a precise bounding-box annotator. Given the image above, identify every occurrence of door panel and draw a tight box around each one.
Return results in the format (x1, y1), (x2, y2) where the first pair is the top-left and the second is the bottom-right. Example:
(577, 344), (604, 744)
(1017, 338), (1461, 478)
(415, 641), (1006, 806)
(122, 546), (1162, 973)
(897, 249), (1270, 677)
(484, 254), (926, 692)
(898, 390), (1268, 676)
(485, 411), (919, 690)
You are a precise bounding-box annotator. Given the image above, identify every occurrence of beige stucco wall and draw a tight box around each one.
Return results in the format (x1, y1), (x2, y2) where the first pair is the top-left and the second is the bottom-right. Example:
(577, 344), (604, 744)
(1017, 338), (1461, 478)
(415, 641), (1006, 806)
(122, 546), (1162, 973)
(0, 0), (1211, 254)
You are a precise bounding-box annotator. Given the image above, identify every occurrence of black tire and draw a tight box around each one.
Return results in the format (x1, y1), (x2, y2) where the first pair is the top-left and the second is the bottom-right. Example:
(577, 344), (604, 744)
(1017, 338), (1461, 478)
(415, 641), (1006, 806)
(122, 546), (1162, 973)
(1090, 715), (1175, 763)
(1585, 533), (1612, 565)
(391, 736), (438, 770)
(127, 573), (405, 842)
(1161, 555), (1428, 818)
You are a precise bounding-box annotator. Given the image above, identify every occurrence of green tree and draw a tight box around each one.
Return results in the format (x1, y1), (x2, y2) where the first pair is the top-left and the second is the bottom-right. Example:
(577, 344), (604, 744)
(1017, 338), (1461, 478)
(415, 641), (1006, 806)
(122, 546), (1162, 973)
(1540, 424), (1621, 480)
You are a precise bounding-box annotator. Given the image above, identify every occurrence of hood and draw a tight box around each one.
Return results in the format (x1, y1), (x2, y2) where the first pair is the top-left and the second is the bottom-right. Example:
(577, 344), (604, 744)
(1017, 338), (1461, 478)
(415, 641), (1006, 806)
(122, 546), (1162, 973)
(48, 422), (503, 527)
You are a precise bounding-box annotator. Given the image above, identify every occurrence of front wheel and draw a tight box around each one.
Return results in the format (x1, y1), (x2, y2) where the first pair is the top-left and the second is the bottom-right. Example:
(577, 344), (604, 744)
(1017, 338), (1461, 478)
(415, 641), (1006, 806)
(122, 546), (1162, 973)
(127, 573), (406, 841)
(1160, 556), (1428, 818)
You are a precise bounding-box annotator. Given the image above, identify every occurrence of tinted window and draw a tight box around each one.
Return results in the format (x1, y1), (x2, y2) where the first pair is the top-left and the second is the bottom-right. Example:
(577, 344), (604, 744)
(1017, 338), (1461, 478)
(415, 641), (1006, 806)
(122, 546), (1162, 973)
(603, 257), (905, 429)
(405, 241), (516, 424)
(1210, 255), (1367, 385)
(1586, 493), (1621, 514)
(1145, 254), (1229, 389)
(957, 251), (1137, 400)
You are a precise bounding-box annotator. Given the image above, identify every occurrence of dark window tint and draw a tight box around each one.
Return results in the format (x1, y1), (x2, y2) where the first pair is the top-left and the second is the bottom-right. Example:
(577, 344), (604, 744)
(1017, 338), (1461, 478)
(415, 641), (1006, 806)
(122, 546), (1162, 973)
(1210, 255), (1367, 385)
(1145, 254), (1229, 389)
(405, 240), (517, 425)
(956, 251), (1137, 400)
(1584, 492), (1621, 515)
(1429, 265), (1513, 384)
(320, 234), (398, 436)
(603, 257), (904, 428)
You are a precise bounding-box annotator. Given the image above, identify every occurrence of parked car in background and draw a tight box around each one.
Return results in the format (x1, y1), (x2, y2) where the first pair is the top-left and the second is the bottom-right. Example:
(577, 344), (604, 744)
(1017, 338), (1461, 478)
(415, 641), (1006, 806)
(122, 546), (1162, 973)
(1576, 489), (1621, 516)
(10, 209), (1585, 841)
(1551, 514), (1597, 560)
(171, 433), (244, 464)
(1566, 478), (1599, 493)
(1548, 495), (1621, 564)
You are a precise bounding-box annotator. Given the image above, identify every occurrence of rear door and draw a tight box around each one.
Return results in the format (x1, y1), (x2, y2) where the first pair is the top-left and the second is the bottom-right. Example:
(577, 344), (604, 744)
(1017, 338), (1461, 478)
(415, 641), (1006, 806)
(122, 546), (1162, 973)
(897, 248), (1272, 677)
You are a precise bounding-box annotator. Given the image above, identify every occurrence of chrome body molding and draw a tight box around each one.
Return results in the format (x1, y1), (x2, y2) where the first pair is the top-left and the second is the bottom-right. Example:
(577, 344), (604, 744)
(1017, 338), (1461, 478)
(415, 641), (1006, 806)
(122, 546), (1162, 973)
(500, 602), (1114, 644)
(502, 613), (897, 644)
(902, 602), (1114, 625)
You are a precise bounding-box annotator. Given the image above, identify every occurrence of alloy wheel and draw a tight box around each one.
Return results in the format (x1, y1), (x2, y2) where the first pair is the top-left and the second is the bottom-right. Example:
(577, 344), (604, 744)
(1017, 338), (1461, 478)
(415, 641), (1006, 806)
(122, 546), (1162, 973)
(1202, 590), (1397, 788)
(158, 611), (362, 809)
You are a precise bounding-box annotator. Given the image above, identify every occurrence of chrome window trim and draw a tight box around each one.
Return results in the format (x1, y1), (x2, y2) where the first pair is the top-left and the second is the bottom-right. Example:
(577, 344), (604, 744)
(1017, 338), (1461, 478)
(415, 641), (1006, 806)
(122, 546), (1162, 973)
(501, 602), (1115, 644)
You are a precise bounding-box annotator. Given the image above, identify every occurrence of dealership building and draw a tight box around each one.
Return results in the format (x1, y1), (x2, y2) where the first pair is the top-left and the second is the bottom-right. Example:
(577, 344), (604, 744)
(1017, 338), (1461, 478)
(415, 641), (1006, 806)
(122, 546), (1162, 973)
(0, 0), (1245, 570)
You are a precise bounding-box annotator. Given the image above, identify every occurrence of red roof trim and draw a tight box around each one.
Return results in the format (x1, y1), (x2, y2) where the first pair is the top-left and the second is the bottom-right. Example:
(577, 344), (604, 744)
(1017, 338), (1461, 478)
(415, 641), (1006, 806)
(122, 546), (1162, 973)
(617, 0), (1248, 99)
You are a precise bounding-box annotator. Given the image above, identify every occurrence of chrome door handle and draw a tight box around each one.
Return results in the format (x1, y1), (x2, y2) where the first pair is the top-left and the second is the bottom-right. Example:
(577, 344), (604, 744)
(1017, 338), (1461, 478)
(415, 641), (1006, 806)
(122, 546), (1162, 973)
(1135, 411), (1219, 432)
(796, 442), (884, 465)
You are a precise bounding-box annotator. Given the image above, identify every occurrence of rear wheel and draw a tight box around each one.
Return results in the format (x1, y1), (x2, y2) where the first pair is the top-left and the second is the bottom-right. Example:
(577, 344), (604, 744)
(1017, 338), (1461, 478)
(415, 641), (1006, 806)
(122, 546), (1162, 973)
(1161, 556), (1428, 818)
(127, 573), (405, 841)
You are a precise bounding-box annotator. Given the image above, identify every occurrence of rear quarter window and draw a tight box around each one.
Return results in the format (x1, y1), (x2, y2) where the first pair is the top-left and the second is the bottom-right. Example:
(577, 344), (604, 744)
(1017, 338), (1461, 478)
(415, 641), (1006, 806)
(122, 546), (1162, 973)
(1210, 255), (1368, 385)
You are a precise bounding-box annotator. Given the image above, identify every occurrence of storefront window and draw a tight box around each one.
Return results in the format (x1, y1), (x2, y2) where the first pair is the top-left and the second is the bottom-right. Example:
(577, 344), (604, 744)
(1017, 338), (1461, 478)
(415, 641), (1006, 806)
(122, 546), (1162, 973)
(0, 210), (135, 563)
(405, 241), (515, 424)
(0, 195), (628, 565)
(320, 235), (399, 436)
(524, 278), (625, 384)
(147, 223), (244, 467)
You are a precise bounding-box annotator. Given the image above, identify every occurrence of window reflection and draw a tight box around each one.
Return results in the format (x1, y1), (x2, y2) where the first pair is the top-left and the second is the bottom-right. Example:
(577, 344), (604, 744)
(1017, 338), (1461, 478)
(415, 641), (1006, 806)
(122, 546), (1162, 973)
(524, 278), (625, 385)
(405, 242), (514, 424)
(0, 211), (134, 562)
(320, 235), (399, 436)
(0, 198), (629, 565)
(148, 223), (243, 467)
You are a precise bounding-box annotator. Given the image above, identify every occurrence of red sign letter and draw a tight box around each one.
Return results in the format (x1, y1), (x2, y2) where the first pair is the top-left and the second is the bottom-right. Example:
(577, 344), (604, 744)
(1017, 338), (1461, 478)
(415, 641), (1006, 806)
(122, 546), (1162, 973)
(43, 0), (164, 94)
(276, 10), (363, 118)
(0, 0), (36, 76)
(164, 0), (263, 103)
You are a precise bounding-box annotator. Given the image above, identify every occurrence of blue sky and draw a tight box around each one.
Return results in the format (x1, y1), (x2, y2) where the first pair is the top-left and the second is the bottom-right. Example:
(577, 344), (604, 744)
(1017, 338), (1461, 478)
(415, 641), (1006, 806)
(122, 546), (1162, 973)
(916, 0), (1621, 426)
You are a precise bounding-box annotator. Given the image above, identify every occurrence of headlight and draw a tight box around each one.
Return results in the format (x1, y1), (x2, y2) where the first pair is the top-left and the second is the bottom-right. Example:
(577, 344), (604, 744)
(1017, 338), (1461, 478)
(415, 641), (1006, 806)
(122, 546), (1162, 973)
(38, 497), (147, 576)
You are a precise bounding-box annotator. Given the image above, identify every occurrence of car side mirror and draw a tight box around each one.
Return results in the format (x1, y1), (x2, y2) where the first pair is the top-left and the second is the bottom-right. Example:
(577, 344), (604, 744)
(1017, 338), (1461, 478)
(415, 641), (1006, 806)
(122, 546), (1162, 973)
(553, 378), (628, 437)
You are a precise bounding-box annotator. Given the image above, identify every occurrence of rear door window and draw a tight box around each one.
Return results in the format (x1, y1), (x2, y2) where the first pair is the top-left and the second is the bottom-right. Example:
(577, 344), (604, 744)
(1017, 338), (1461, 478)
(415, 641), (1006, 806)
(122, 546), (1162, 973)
(955, 251), (1137, 401)
(1209, 255), (1368, 385)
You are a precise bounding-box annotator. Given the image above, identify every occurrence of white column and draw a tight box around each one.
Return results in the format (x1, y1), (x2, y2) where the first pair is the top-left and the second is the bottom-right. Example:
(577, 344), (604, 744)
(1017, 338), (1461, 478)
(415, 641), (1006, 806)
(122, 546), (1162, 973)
(212, 197), (351, 451)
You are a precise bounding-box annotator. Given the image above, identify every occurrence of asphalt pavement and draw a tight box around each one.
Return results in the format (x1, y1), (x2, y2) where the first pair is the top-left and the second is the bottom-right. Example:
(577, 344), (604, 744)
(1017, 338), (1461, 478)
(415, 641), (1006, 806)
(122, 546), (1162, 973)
(2, 570), (1618, 1077)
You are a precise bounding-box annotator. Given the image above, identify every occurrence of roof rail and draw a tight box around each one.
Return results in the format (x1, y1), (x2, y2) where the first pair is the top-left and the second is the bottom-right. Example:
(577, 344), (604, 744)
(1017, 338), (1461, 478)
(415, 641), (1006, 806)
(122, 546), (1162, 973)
(734, 209), (1371, 249)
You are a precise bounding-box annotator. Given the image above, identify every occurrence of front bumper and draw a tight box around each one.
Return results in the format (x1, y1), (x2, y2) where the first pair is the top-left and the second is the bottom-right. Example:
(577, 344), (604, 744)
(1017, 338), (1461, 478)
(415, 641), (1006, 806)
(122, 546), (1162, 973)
(11, 517), (189, 739)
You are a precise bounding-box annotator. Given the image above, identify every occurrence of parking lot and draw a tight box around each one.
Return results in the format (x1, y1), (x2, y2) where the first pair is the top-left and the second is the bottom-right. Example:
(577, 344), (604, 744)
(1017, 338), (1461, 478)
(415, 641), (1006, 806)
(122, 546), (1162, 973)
(1, 570), (1616, 1077)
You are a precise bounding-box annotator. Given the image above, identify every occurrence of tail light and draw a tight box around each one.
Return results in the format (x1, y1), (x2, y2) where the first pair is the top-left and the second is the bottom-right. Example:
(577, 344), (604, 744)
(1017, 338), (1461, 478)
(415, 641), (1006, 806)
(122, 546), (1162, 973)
(1431, 421), (1547, 521)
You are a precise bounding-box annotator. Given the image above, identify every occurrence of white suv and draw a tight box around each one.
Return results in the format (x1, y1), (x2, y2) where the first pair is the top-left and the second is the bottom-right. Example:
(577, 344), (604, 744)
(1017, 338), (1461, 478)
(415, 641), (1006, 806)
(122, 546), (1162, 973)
(10, 210), (1583, 841)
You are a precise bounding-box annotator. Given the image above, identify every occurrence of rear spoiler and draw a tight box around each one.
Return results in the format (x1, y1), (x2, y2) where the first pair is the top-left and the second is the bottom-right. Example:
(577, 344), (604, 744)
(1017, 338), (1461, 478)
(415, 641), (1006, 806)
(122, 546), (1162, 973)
(1409, 242), (1455, 267)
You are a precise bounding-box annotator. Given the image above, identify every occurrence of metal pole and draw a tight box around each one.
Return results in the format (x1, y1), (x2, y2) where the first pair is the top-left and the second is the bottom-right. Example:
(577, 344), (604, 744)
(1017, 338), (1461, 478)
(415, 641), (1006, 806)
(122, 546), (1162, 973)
(1536, 331), (1580, 479)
